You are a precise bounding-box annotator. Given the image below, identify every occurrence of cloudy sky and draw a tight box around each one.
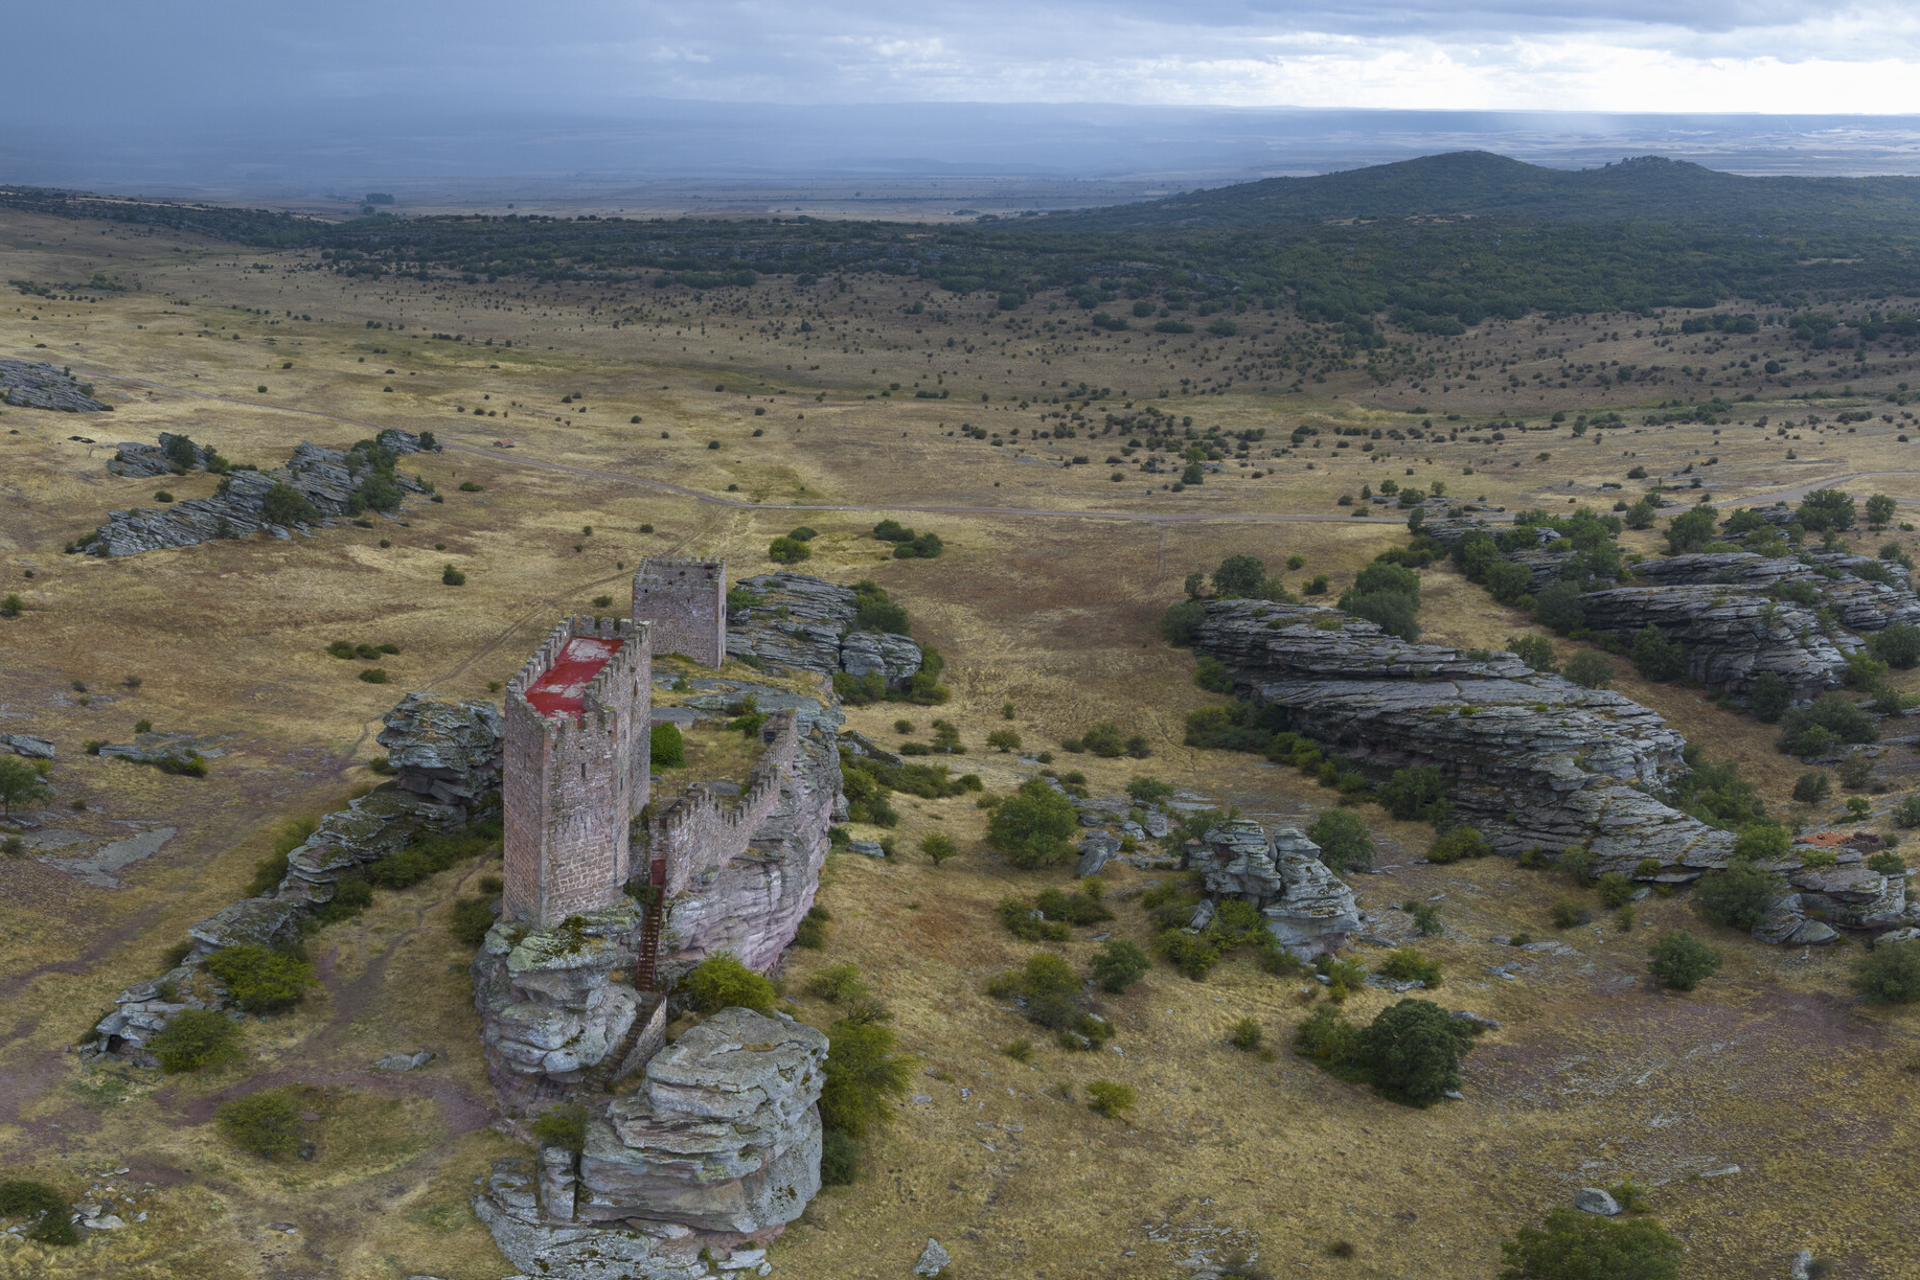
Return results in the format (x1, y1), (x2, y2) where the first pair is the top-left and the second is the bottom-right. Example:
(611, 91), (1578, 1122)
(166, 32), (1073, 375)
(12, 0), (1920, 116)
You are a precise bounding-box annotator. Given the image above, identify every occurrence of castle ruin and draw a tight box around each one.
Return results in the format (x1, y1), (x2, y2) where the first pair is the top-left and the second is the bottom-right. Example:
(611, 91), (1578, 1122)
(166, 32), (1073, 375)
(472, 557), (842, 1269)
(631, 556), (726, 667)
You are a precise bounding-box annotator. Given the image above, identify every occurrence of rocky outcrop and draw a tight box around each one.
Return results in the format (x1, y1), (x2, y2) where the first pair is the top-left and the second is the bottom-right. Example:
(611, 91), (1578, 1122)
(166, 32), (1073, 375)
(579, 1008), (826, 1232)
(1193, 599), (1736, 874)
(725, 573), (923, 686)
(82, 695), (501, 1064)
(1575, 585), (1848, 698)
(472, 906), (651, 1107)
(1, 733), (54, 759)
(108, 433), (203, 477)
(377, 693), (504, 809)
(474, 1008), (825, 1279)
(1187, 819), (1360, 957)
(0, 358), (109, 411)
(78, 437), (429, 558)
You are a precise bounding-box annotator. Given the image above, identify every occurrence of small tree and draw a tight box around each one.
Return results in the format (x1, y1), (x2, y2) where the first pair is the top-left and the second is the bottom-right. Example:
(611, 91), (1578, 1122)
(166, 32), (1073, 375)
(1692, 862), (1786, 932)
(1356, 998), (1474, 1106)
(1629, 625), (1688, 682)
(1648, 931), (1723, 991)
(1306, 808), (1374, 872)
(919, 832), (957, 866)
(1851, 939), (1920, 1003)
(1749, 670), (1792, 722)
(1212, 554), (1266, 598)
(0, 756), (53, 817)
(1870, 623), (1920, 669)
(985, 728), (1022, 753)
(1792, 771), (1832, 804)
(1090, 939), (1151, 992)
(1866, 493), (1897, 528)
(768, 536), (812, 564)
(986, 778), (1081, 869)
(650, 722), (685, 768)
(260, 481), (319, 526)
(1564, 650), (1615, 689)
(820, 1018), (916, 1137)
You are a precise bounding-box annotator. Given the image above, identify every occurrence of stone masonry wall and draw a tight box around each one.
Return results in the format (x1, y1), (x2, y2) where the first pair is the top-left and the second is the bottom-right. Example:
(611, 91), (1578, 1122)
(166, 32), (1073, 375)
(634, 557), (726, 668)
(504, 616), (650, 928)
(651, 710), (800, 901)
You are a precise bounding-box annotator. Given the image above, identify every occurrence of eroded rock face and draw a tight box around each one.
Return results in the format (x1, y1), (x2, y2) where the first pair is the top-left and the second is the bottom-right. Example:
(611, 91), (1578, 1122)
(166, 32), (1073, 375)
(1576, 585), (1847, 699)
(1187, 819), (1359, 956)
(725, 573), (924, 685)
(80, 437), (429, 557)
(577, 1008), (827, 1234)
(472, 906), (649, 1107)
(0, 359), (109, 411)
(377, 693), (505, 810)
(1192, 600), (1736, 873)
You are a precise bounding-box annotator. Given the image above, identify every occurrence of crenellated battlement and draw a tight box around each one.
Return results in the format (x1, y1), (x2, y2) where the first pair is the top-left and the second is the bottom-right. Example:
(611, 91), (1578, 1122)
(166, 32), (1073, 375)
(503, 616), (652, 928)
(649, 709), (800, 900)
(633, 556), (726, 668)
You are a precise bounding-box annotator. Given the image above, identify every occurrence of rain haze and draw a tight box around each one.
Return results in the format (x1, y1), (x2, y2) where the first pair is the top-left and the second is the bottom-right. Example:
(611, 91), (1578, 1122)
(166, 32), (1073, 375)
(8, 1), (1920, 204)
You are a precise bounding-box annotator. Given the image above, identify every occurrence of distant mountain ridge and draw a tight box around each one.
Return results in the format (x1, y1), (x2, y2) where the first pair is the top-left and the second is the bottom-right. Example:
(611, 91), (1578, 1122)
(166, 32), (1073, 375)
(1041, 151), (1920, 231)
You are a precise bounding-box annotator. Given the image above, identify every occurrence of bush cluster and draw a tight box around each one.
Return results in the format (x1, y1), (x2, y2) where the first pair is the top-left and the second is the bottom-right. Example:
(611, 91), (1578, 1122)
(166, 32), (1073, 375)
(681, 953), (776, 1014)
(367, 819), (500, 889)
(205, 945), (316, 1014)
(1295, 997), (1476, 1106)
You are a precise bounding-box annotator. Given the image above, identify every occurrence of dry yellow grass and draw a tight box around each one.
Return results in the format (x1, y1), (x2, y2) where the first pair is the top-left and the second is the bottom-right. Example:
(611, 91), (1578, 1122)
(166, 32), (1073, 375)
(2, 205), (1919, 1277)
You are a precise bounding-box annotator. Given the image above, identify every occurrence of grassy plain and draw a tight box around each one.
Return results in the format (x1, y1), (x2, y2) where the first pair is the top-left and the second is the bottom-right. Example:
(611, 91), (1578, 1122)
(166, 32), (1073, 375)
(2, 205), (1920, 1277)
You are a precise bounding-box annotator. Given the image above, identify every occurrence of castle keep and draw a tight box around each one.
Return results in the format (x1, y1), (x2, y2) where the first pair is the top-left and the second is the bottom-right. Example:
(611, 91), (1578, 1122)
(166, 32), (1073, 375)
(632, 556), (726, 667)
(502, 615), (650, 928)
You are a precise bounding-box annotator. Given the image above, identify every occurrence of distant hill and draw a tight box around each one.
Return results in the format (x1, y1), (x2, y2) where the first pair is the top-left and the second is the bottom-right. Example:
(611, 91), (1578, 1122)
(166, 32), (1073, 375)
(1040, 151), (1920, 231)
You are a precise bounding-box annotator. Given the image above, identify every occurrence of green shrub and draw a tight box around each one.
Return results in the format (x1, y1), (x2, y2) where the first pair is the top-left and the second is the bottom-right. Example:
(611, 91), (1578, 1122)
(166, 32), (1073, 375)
(1794, 772), (1833, 804)
(1155, 928), (1224, 981)
(441, 564), (466, 586)
(1692, 862), (1787, 932)
(681, 953), (776, 1014)
(805, 964), (872, 1005)
(1851, 939), (1920, 1004)
(1499, 1209), (1681, 1280)
(793, 905), (830, 950)
(1160, 601), (1208, 645)
(820, 1018), (915, 1137)
(1594, 871), (1635, 910)
(986, 778), (1081, 869)
(768, 535), (812, 564)
(1870, 623), (1920, 669)
(1002, 1038), (1034, 1063)
(205, 945), (315, 1014)
(1356, 998), (1475, 1106)
(1869, 850), (1909, 875)
(217, 1089), (305, 1159)
(313, 875), (373, 924)
(1035, 885), (1113, 926)
(919, 832), (958, 865)
(1507, 634), (1557, 673)
(1647, 931), (1723, 991)
(0, 595), (22, 620)
(650, 722), (685, 768)
(1731, 822), (1790, 861)
(1090, 939), (1151, 992)
(1749, 670), (1792, 722)
(1778, 691), (1878, 754)
(1407, 901), (1444, 936)
(450, 898), (495, 946)
(1294, 1004), (1361, 1071)
(1306, 808), (1374, 872)
(1427, 827), (1490, 865)
(531, 1102), (588, 1153)
(0, 1179), (77, 1245)
(1549, 899), (1589, 929)
(998, 896), (1070, 942)
(1563, 649), (1615, 689)
(358, 667), (388, 684)
(147, 1008), (242, 1073)
(261, 481), (319, 526)
(1229, 1018), (1264, 1052)
(1629, 625), (1688, 682)
(1377, 949), (1442, 987)
(1086, 1080), (1135, 1117)
(819, 1129), (862, 1184)
(367, 820), (500, 889)
(1376, 764), (1450, 824)
(985, 728), (1022, 752)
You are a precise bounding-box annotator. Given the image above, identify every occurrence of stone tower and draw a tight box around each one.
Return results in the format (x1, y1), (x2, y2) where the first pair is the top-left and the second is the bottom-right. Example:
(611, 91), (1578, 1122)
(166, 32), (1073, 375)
(502, 615), (652, 928)
(632, 557), (726, 668)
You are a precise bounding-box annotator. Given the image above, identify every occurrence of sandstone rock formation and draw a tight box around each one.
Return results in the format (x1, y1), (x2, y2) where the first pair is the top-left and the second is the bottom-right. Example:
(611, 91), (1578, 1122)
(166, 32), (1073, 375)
(474, 1008), (825, 1279)
(108, 433), (204, 477)
(78, 432), (433, 558)
(1187, 819), (1360, 956)
(0, 358), (110, 411)
(1192, 599), (1736, 873)
(1575, 585), (1847, 698)
(377, 692), (504, 809)
(725, 573), (923, 685)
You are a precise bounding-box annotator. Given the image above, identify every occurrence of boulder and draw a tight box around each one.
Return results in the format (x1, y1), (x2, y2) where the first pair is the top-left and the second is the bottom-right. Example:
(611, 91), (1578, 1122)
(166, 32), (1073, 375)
(475, 1161), (710, 1280)
(839, 630), (923, 684)
(578, 1008), (827, 1234)
(188, 897), (303, 953)
(1076, 833), (1121, 877)
(1, 733), (54, 760)
(915, 1238), (953, 1276)
(377, 693), (505, 807)
(1262, 826), (1362, 958)
(1573, 1188), (1621, 1216)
